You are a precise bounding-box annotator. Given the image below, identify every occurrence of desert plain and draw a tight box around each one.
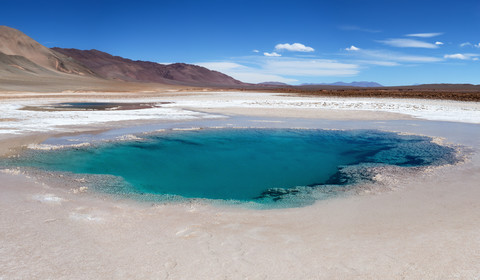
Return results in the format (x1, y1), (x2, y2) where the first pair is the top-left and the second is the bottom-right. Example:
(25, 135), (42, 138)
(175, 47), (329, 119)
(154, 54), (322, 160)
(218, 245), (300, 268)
(1, 87), (480, 279)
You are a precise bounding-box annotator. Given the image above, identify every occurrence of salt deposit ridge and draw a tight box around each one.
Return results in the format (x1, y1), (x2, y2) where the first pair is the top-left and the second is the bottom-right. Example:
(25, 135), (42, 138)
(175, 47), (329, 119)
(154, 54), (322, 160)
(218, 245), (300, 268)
(0, 91), (479, 136)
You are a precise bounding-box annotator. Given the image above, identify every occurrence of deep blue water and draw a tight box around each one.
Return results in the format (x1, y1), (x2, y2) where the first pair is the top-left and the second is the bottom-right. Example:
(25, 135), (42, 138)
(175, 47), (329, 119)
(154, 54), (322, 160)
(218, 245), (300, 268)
(4, 129), (457, 207)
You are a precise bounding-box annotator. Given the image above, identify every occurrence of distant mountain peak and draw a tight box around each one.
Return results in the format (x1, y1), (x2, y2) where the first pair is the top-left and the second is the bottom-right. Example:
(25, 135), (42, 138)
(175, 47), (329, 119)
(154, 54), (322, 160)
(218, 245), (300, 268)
(301, 81), (383, 87)
(258, 81), (290, 86)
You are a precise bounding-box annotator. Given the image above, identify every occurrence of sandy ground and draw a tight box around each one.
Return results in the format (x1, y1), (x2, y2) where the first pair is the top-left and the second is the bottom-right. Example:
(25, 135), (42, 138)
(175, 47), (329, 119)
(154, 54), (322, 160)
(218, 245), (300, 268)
(1, 91), (480, 279)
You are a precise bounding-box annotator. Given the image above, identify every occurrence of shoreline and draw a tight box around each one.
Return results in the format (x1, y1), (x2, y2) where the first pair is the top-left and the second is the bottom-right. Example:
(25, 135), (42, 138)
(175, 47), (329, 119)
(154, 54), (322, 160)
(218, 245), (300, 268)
(1, 90), (479, 156)
(1, 91), (480, 279)
(3, 123), (465, 210)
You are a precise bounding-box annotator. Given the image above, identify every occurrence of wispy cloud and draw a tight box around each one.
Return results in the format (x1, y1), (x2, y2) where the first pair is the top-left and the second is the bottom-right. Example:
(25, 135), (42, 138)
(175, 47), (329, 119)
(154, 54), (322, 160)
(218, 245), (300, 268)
(263, 59), (358, 76)
(275, 43), (314, 52)
(264, 52), (281, 57)
(346, 49), (443, 64)
(196, 61), (296, 83)
(444, 53), (479, 60)
(196, 57), (359, 84)
(406, 32), (443, 38)
(338, 25), (381, 33)
(435, 41), (444, 45)
(252, 49), (259, 53)
(379, 38), (439, 49)
(345, 45), (360, 51)
(460, 42), (480, 48)
(367, 50), (442, 62)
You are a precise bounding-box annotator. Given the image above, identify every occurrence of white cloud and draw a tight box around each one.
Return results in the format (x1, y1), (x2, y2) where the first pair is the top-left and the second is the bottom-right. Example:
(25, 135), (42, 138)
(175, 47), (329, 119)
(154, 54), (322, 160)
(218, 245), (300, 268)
(345, 45), (360, 51)
(264, 52), (281, 57)
(406, 32), (443, 38)
(349, 49), (443, 63)
(435, 41), (444, 45)
(252, 49), (259, 53)
(196, 57), (359, 84)
(444, 53), (479, 60)
(263, 59), (359, 76)
(226, 72), (297, 84)
(460, 42), (480, 48)
(196, 61), (295, 83)
(379, 38), (439, 49)
(444, 54), (468, 60)
(275, 43), (315, 52)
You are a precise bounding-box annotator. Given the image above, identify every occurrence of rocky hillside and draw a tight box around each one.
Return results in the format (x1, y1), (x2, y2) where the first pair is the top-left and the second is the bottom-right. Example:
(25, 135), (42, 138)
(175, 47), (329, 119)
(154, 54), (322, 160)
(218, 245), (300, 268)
(0, 26), (96, 77)
(52, 48), (245, 86)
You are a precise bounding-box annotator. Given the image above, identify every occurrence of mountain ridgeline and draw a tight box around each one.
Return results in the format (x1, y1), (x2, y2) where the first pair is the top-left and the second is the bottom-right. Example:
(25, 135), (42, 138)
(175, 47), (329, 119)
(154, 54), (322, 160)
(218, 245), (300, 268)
(1, 25), (479, 99)
(0, 25), (244, 87)
(0, 26), (96, 77)
(51, 48), (244, 86)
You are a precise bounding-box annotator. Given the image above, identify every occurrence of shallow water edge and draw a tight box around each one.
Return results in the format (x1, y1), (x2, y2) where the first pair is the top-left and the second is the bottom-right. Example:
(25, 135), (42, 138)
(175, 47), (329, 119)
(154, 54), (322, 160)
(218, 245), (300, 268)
(1, 116), (468, 209)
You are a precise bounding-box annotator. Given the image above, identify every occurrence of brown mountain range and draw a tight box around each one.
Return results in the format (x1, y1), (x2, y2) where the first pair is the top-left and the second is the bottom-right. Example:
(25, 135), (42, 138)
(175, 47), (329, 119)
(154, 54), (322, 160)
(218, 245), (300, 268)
(52, 48), (245, 87)
(0, 25), (245, 91)
(1, 25), (479, 101)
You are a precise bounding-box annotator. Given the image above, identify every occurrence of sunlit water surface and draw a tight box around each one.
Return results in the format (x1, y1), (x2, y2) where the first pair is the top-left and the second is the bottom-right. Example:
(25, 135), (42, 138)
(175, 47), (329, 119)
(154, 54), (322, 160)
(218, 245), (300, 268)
(4, 129), (457, 208)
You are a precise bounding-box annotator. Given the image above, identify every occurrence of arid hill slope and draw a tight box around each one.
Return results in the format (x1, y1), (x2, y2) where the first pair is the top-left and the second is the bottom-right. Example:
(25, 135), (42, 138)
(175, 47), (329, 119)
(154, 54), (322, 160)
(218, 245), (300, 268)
(0, 26), (243, 91)
(0, 26), (95, 77)
(52, 48), (245, 87)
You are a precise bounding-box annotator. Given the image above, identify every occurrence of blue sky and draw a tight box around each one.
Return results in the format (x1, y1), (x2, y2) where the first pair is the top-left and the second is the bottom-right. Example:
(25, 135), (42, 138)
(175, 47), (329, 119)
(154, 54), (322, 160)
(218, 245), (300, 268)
(2, 0), (480, 85)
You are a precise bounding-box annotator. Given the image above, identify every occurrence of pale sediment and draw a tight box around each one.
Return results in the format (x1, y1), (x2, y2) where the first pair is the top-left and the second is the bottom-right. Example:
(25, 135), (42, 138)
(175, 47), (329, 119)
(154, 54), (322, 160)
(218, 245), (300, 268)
(1, 91), (480, 279)
(1, 91), (479, 139)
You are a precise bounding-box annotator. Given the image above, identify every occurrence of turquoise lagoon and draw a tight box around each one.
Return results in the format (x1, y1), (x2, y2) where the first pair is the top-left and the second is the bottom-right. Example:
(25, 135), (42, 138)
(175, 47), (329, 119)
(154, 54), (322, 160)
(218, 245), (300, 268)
(5, 129), (457, 208)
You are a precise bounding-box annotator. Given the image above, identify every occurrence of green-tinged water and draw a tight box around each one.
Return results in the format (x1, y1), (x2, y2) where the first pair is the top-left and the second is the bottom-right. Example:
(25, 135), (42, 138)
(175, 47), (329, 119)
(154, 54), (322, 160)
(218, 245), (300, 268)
(3, 129), (457, 208)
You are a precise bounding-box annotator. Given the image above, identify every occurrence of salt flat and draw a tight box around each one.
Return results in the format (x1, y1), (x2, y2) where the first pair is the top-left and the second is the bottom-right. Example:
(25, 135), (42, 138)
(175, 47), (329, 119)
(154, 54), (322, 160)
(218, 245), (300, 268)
(1, 90), (480, 279)
(1, 91), (479, 137)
